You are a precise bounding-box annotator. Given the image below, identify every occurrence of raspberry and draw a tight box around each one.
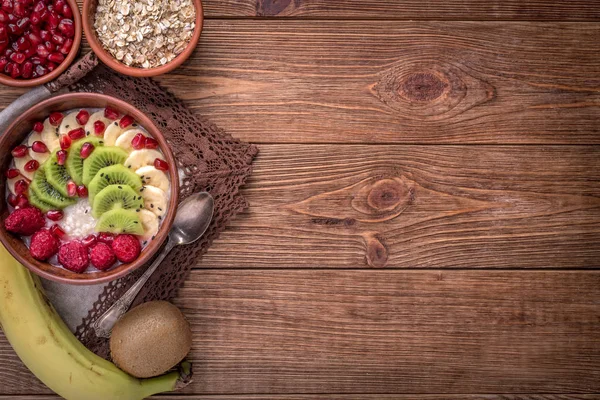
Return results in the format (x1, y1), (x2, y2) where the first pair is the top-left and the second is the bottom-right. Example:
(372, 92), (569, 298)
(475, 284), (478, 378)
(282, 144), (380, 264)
(29, 229), (59, 261)
(111, 234), (141, 263)
(57, 241), (89, 273)
(4, 207), (45, 235)
(90, 242), (116, 271)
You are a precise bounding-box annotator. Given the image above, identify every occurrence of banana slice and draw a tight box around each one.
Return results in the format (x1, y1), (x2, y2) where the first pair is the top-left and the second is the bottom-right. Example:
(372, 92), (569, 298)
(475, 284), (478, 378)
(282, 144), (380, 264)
(58, 111), (83, 135)
(103, 120), (128, 146)
(124, 149), (163, 171)
(138, 209), (159, 240)
(114, 129), (146, 153)
(7, 175), (23, 195)
(84, 110), (111, 138)
(28, 148), (49, 164)
(27, 132), (42, 146)
(140, 185), (167, 218)
(14, 154), (34, 180)
(40, 118), (60, 152)
(135, 166), (169, 192)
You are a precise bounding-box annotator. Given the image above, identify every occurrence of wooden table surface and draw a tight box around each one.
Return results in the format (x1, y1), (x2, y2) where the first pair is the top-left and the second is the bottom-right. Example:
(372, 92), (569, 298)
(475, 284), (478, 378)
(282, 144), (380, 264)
(1, 1), (600, 398)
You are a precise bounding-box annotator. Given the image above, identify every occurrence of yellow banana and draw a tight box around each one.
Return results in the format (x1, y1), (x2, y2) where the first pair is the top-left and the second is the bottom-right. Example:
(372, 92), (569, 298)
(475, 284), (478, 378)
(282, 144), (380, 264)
(0, 244), (192, 399)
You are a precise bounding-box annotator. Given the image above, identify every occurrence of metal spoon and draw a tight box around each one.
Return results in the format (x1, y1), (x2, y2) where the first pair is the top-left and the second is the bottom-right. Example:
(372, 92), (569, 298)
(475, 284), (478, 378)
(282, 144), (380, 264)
(93, 192), (214, 338)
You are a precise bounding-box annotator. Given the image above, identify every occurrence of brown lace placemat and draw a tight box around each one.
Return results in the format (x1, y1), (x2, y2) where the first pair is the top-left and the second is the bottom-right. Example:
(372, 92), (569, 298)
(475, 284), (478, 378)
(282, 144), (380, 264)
(50, 54), (258, 358)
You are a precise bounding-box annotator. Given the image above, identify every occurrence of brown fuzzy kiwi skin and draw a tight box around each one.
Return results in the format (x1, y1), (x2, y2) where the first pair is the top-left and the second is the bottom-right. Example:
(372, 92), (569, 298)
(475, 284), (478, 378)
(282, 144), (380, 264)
(110, 301), (193, 378)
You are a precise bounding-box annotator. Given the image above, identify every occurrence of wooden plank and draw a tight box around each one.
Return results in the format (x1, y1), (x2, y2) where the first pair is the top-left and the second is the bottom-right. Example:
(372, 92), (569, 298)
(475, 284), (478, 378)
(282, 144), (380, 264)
(201, 0), (600, 20)
(1, 270), (599, 394)
(3, 396), (600, 400)
(201, 144), (600, 269)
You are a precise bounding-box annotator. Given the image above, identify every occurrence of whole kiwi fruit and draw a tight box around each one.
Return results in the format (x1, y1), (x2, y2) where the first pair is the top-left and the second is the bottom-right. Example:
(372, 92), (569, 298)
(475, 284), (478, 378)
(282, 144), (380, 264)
(110, 301), (192, 378)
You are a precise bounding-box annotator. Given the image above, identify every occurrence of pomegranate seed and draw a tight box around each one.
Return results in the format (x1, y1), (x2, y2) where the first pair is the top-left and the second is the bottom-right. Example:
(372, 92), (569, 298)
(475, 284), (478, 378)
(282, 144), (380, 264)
(59, 134), (71, 149)
(104, 106), (119, 120)
(14, 178), (28, 194)
(131, 133), (146, 150)
(50, 32), (63, 44)
(11, 144), (27, 157)
(66, 180), (76, 197)
(1, 0), (12, 13)
(67, 127), (85, 140)
(15, 194), (28, 208)
(3, 47), (12, 56)
(23, 46), (35, 58)
(7, 193), (17, 207)
(56, 149), (66, 165)
(93, 120), (105, 135)
(50, 224), (65, 238)
(46, 61), (56, 71)
(31, 140), (47, 153)
(24, 159), (39, 172)
(46, 210), (63, 221)
(0, 10), (7, 23)
(54, 0), (65, 10)
(33, 121), (44, 132)
(43, 39), (54, 51)
(119, 115), (135, 129)
(57, 17), (72, 37)
(5, 168), (19, 178)
(34, 63), (47, 76)
(15, 36), (30, 51)
(16, 16), (29, 31)
(75, 109), (89, 125)
(144, 137), (159, 149)
(154, 158), (169, 171)
(29, 55), (42, 64)
(80, 142), (94, 159)
(12, 2), (24, 17)
(33, 1), (44, 13)
(6, 12), (15, 22)
(39, 28), (50, 41)
(36, 43), (48, 57)
(9, 51), (24, 64)
(60, 3), (71, 18)
(82, 234), (97, 248)
(49, 111), (63, 125)
(47, 51), (63, 63)
(0, 55), (8, 70)
(97, 232), (114, 245)
(21, 60), (32, 78)
(0, 23), (6, 38)
(59, 37), (71, 54)
(7, 23), (20, 35)
(4, 60), (12, 74)
(76, 185), (88, 197)
(30, 10), (42, 25)
(47, 10), (59, 28)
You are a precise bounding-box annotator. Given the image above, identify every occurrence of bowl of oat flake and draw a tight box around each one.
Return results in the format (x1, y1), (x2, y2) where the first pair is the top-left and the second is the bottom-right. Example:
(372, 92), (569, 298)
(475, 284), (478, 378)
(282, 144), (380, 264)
(83, 0), (203, 77)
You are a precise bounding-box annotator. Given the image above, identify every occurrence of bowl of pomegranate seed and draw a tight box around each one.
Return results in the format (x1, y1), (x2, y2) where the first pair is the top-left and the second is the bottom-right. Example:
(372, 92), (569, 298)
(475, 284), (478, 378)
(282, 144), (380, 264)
(0, 92), (179, 284)
(0, 0), (82, 87)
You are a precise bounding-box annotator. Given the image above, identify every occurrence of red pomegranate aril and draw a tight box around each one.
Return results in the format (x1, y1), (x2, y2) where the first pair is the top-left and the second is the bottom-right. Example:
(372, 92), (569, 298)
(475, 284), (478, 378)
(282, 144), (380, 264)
(59, 134), (71, 150)
(93, 120), (105, 135)
(43, 39), (54, 51)
(39, 28), (50, 41)
(14, 179), (28, 195)
(119, 114), (135, 128)
(144, 137), (159, 149)
(50, 32), (63, 44)
(15, 194), (28, 208)
(75, 109), (89, 125)
(0, 55), (7, 70)
(50, 224), (65, 238)
(4, 60), (12, 74)
(1, 0), (12, 13)
(15, 36), (30, 50)
(0, 23), (7, 38)
(7, 23), (19, 35)
(0, 38), (7, 52)
(57, 17), (72, 37)
(27, 32), (41, 45)
(31, 140), (47, 153)
(34, 63), (46, 76)
(21, 59), (32, 77)
(24, 159), (39, 172)
(60, 3), (71, 18)
(154, 158), (169, 171)
(6, 12), (15, 22)
(3, 47), (12, 56)
(66, 180), (76, 197)
(7, 193), (17, 207)
(82, 234), (97, 248)
(76, 185), (88, 197)
(23, 46), (35, 57)
(30, 10), (42, 25)
(9, 51), (24, 64)
(54, 0), (65, 9)
(56, 149), (66, 165)
(80, 142), (94, 159)
(33, 121), (44, 132)
(36, 43), (48, 57)
(47, 51), (62, 63)
(16, 16), (28, 31)
(104, 106), (119, 120)
(131, 133), (146, 150)
(5, 168), (19, 178)
(8, 61), (17, 77)
(46, 61), (56, 71)
(47, 10), (58, 28)
(11, 144), (27, 157)
(59, 37), (71, 54)
(33, 1), (44, 13)
(46, 210), (63, 221)
(49, 111), (63, 125)
(68, 127), (85, 140)
(29, 55), (42, 64)
(0, 10), (7, 23)
(97, 232), (114, 245)
(12, 2), (25, 17)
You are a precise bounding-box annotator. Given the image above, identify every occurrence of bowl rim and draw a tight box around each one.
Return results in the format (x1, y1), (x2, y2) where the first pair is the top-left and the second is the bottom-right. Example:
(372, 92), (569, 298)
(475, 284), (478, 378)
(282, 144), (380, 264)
(82, 0), (203, 78)
(0, 0), (83, 88)
(0, 92), (179, 285)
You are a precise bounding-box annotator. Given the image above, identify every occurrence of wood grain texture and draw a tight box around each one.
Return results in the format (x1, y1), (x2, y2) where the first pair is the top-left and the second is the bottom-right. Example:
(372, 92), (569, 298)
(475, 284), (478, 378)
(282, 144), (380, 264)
(150, 21), (600, 144)
(200, 144), (600, 269)
(4, 396), (600, 400)
(1, 270), (599, 394)
(202, 0), (600, 20)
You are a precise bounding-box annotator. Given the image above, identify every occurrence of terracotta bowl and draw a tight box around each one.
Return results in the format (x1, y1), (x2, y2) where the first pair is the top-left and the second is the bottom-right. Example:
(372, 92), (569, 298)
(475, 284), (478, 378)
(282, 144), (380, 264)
(0, 93), (179, 285)
(0, 0), (82, 88)
(82, 0), (203, 77)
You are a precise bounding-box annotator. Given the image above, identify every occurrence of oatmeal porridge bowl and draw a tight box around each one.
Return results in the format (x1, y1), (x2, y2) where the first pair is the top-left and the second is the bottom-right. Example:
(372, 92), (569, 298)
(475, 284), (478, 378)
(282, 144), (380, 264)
(0, 93), (179, 284)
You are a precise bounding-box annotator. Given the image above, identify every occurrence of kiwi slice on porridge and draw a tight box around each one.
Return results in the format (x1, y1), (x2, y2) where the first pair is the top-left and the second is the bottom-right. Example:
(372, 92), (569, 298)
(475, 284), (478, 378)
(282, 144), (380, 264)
(65, 137), (105, 185)
(96, 208), (144, 235)
(88, 164), (143, 204)
(82, 146), (128, 186)
(46, 151), (73, 197)
(92, 185), (144, 218)
(29, 166), (76, 209)
(28, 187), (57, 213)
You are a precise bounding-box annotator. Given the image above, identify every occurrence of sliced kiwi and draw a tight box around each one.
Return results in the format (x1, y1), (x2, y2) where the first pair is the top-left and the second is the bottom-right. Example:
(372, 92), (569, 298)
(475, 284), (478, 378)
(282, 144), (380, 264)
(88, 164), (143, 204)
(28, 187), (57, 213)
(82, 146), (128, 186)
(92, 184), (144, 218)
(29, 166), (76, 209)
(95, 208), (144, 235)
(45, 151), (72, 197)
(65, 137), (105, 185)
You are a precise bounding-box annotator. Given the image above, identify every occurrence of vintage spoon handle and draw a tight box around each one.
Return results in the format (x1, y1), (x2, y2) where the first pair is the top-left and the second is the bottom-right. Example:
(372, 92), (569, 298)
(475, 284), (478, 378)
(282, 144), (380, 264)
(93, 238), (176, 338)
(0, 86), (52, 135)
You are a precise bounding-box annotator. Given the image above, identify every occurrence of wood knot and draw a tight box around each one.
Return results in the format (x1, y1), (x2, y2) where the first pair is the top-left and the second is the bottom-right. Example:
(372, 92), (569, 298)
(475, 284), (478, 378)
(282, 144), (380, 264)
(367, 179), (406, 212)
(256, 0), (298, 16)
(365, 234), (388, 268)
(399, 72), (447, 102)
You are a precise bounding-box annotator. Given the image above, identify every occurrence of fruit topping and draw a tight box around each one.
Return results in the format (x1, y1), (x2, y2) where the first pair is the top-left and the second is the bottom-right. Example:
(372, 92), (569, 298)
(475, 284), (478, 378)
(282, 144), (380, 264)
(75, 109), (89, 125)
(82, 146), (128, 186)
(33, 121), (44, 132)
(80, 142), (94, 159)
(104, 106), (119, 120)
(66, 180), (76, 197)
(67, 127), (85, 140)
(50, 223), (66, 239)
(131, 132), (146, 150)
(76, 184), (87, 197)
(29, 165), (75, 209)
(30, 229), (59, 260)
(88, 164), (142, 203)
(6, 168), (19, 178)
(65, 136), (104, 185)
(119, 115), (134, 129)
(45, 151), (72, 197)
(14, 178), (28, 195)
(92, 184), (143, 218)
(49, 111), (63, 126)
(58, 241), (89, 273)
(15, 193), (29, 208)
(46, 209), (63, 221)
(90, 242), (116, 271)
(24, 159), (39, 172)
(96, 208), (143, 235)
(111, 234), (141, 263)
(59, 133), (71, 149)
(56, 149), (67, 165)
(144, 137), (158, 150)
(93, 120), (106, 135)
(154, 158), (168, 171)
(4, 206), (45, 235)
(11, 144), (27, 157)
(97, 232), (114, 245)
(82, 233), (97, 248)
(31, 140), (48, 153)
